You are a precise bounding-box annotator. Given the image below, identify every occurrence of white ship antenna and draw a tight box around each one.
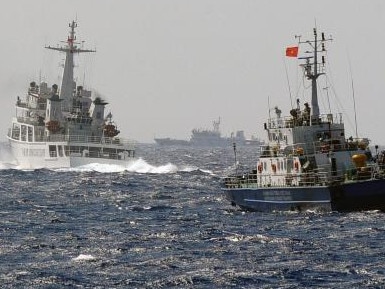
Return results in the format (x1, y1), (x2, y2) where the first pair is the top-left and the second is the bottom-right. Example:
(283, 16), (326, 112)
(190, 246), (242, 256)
(298, 27), (332, 120)
(45, 20), (96, 111)
(232, 140), (238, 174)
(323, 85), (332, 115)
(348, 52), (359, 139)
(213, 117), (220, 133)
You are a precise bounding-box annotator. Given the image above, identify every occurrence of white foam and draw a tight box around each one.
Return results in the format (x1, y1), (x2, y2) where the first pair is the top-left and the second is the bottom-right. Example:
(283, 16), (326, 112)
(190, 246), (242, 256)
(53, 158), (180, 174)
(72, 254), (96, 262)
(57, 163), (127, 173)
(0, 142), (18, 169)
(0, 142), (210, 174)
(179, 165), (199, 172)
(125, 158), (178, 174)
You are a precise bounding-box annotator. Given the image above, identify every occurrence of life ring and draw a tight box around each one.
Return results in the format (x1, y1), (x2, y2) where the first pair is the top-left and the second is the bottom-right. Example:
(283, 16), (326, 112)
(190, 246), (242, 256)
(258, 164), (263, 173)
(46, 120), (60, 133)
(104, 124), (120, 137)
(271, 164), (277, 173)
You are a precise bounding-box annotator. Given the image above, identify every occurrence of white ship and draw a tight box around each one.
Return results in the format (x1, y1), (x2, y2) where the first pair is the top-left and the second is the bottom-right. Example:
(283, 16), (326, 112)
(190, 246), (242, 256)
(155, 118), (264, 147)
(7, 21), (136, 169)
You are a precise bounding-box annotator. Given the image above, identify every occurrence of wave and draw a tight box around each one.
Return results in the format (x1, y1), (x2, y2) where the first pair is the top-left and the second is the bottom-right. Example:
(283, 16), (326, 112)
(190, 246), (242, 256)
(0, 142), (18, 169)
(54, 158), (207, 174)
(0, 142), (212, 174)
(126, 158), (178, 174)
(72, 254), (97, 262)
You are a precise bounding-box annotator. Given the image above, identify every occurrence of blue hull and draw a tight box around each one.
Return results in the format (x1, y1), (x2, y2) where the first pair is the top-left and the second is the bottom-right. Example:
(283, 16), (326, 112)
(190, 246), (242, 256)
(330, 178), (385, 212)
(223, 178), (385, 212)
(223, 186), (331, 212)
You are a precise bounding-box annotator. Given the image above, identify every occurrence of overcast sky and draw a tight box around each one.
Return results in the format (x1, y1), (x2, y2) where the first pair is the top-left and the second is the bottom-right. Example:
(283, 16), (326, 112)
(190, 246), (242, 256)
(1, 1), (385, 144)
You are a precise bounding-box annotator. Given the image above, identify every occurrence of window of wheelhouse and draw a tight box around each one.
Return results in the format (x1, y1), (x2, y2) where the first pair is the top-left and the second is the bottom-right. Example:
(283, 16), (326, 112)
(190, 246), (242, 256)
(64, 145), (70, 156)
(58, 145), (64, 157)
(49, 145), (57, 157)
(11, 123), (20, 140)
(28, 126), (33, 142)
(21, 125), (27, 141)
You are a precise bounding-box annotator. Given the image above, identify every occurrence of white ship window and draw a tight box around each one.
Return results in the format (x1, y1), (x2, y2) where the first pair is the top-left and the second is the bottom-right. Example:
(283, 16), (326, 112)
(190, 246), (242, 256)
(64, 146), (69, 156)
(21, 125), (27, 142)
(12, 123), (20, 140)
(28, 127), (33, 142)
(58, 145), (63, 157)
(49, 145), (57, 158)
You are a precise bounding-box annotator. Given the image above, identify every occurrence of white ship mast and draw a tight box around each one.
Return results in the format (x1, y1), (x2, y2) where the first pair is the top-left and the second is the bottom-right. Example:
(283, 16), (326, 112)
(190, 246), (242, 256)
(45, 20), (95, 111)
(298, 28), (332, 120)
(213, 117), (220, 133)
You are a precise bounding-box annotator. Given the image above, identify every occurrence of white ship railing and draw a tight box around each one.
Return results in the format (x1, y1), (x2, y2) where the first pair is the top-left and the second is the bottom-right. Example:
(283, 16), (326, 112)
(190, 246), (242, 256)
(224, 165), (380, 189)
(260, 139), (369, 157)
(8, 130), (136, 149)
(267, 113), (343, 129)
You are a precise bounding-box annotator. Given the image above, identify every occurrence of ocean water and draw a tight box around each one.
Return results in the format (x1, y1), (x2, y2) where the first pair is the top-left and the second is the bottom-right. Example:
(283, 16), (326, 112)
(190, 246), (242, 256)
(0, 143), (385, 288)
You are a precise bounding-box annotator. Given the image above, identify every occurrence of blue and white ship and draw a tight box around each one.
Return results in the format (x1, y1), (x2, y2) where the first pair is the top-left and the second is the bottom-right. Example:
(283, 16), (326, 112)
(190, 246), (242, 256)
(223, 27), (385, 212)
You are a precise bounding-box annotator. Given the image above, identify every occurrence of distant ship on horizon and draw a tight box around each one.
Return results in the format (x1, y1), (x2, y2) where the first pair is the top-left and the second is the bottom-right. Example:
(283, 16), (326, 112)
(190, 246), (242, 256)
(154, 118), (264, 147)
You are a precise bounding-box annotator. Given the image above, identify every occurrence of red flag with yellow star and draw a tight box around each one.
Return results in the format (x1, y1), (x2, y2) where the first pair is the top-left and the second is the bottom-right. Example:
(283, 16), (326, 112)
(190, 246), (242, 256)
(286, 46), (299, 57)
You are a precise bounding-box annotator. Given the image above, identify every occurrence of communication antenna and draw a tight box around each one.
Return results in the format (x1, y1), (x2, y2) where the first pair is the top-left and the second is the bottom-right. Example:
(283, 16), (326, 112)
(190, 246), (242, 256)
(348, 53), (359, 139)
(323, 84), (331, 114)
(232, 133), (238, 174)
(297, 27), (332, 119)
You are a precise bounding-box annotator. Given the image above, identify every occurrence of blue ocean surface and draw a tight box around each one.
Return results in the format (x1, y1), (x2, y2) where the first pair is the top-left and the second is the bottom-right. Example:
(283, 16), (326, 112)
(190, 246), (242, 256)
(0, 143), (384, 288)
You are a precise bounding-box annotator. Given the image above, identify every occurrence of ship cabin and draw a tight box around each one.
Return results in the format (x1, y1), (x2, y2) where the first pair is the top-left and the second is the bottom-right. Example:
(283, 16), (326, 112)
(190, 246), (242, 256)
(252, 107), (371, 188)
(8, 81), (135, 161)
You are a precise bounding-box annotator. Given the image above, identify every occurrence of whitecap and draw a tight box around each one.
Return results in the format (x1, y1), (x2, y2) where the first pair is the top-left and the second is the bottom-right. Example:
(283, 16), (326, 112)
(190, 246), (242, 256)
(72, 254), (96, 262)
(54, 158), (178, 174)
(126, 159), (178, 174)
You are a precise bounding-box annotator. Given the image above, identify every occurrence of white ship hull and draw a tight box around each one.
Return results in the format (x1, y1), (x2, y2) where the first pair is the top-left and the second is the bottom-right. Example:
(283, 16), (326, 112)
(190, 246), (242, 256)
(8, 137), (135, 169)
